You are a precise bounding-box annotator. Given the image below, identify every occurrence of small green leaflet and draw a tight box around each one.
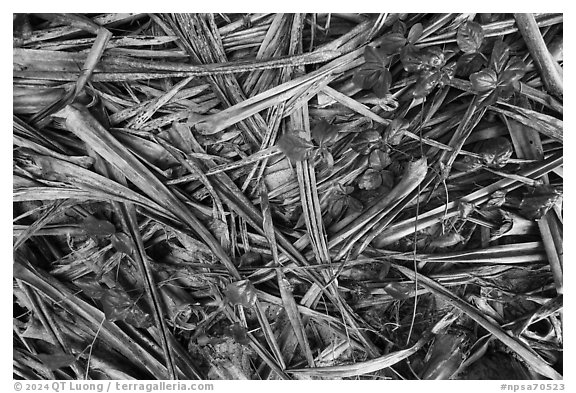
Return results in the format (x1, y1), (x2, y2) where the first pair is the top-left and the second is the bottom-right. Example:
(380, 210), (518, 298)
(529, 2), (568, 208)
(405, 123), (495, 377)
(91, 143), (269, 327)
(81, 216), (116, 237)
(224, 279), (257, 308)
(353, 46), (393, 97)
(457, 20), (485, 54)
(277, 133), (313, 162)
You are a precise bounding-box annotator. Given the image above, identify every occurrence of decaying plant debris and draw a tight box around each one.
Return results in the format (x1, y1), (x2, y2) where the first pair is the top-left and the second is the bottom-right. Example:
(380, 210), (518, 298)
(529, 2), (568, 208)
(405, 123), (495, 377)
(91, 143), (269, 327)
(13, 13), (563, 380)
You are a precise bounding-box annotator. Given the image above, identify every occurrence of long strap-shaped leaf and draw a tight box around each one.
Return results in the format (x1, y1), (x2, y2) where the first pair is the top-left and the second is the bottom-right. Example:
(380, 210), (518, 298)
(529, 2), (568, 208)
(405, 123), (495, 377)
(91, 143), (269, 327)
(13, 260), (171, 379)
(54, 104), (241, 279)
(393, 264), (562, 379)
(288, 335), (429, 378)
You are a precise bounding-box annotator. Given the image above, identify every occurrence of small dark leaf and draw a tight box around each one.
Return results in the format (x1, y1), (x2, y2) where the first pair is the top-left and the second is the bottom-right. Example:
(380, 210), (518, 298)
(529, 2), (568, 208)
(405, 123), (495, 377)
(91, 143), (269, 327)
(407, 23), (424, 44)
(311, 120), (337, 146)
(489, 209), (514, 241)
(439, 62), (457, 86)
(400, 44), (428, 73)
(490, 39), (510, 73)
(479, 89), (500, 107)
(209, 218), (230, 249)
(429, 232), (465, 248)
(101, 289), (153, 328)
(498, 84), (516, 100)
(486, 190), (508, 208)
(377, 261), (391, 280)
(329, 197), (346, 219)
(110, 232), (135, 255)
(358, 169), (383, 190)
(379, 33), (407, 55)
(458, 201), (475, 219)
(376, 93), (399, 111)
(383, 282), (412, 300)
(456, 52), (485, 77)
(420, 332), (469, 379)
(519, 185), (563, 220)
(380, 170), (395, 189)
(348, 197), (363, 213)
(420, 47), (446, 69)
(385, 118), (409, 145)
(225, 280), (257, 308)
(321, 149), (335, 169)
(470, 69), (497, 93)
(81, 216), (116, 237)
(37, 352), (76, 370)
(457, 20), (485, 53)
(369, 149), (392, 170)
(499, 57), (526, 85)
(364, 45), (389, 65)
(225, 322), (250, 346)
(352, 62), (386, 90)
(351, 130), (382, 155)
(239, 251), (263, 267)
(372, 68), (393, 98)
(391, 20), (407, 35)
(412, 69), (442, 98)
(475, 137), (514, 168)
(277, 133), (313, 162)
(453, 155), (483, 172)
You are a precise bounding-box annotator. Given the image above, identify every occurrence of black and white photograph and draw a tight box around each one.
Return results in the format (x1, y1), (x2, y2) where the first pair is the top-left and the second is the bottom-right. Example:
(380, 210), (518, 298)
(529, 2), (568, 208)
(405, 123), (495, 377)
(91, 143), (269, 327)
(12, 12), (564, 384)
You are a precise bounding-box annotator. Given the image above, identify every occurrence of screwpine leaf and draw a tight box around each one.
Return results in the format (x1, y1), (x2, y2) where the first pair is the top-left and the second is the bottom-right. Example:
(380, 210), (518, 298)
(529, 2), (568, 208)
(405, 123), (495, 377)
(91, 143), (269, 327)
(225, 279), (257, 308)
(457, 21), (485, 53)
(490, 39), (510, 73)
(277, 133), (312, 162)
(470, 69), (497, 92)
(81, 216), (116, 237)
(74, 278), (106, 300)
(37, 352), (77, 370)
